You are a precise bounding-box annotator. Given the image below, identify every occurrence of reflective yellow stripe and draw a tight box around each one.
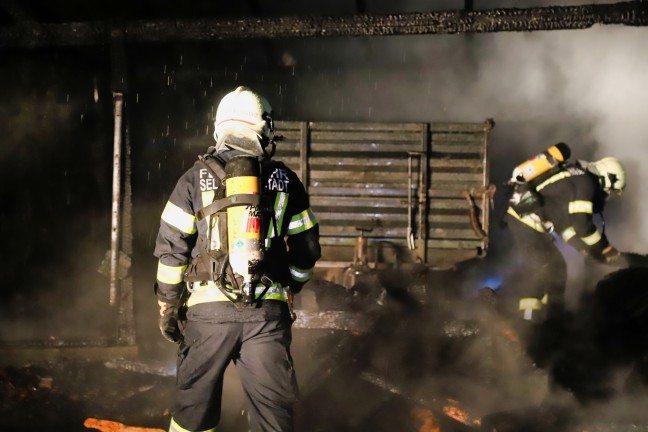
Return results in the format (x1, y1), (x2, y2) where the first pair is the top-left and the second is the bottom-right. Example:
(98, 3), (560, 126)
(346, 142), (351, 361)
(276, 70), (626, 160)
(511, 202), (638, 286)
(287, 208), (318, 235)
(266, 192), (289, 249)
(289, 265), (313, 283)
(170, 417), (217, 432)
(186, 285), (232, 305)
(506, 207), (546, 233)
(519, 297), (543, 311)
(568, 200), (593, 214)
(581, 229), (602, 246)
(162, 201), (197, 235)
(157, 262), (187, 285)
(541, 294), (548, 304)
(561, 227), (577, 242)
(186, 281), (288, 307)
(536, 171), (572, 192)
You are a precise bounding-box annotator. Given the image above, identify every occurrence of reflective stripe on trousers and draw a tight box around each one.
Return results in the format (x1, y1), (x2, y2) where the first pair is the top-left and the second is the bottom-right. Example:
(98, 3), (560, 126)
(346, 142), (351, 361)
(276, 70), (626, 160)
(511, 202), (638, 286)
(519, 294), (549, 321)
(170, 417), (217, 432)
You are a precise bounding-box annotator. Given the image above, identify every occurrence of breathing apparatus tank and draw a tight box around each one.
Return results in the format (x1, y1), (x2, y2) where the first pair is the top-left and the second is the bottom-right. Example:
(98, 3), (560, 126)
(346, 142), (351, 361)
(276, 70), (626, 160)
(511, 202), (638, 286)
(512, 142), (571, 183)
(224, 155), (264, 304)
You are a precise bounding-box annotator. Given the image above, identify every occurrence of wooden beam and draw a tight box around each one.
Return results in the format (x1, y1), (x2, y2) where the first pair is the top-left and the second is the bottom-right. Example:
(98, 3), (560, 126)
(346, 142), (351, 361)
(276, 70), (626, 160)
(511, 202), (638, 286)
(0, 1), (647, 48)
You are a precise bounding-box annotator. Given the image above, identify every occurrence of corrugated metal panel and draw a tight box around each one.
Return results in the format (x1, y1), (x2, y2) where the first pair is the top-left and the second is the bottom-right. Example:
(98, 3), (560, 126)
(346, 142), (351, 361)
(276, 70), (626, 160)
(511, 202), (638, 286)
(274, 119), (494, 269)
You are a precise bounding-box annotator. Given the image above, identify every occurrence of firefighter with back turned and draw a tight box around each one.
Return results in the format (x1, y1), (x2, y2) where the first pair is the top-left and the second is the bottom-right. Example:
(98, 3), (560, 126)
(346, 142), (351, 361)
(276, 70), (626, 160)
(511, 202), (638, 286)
(153, 86), (321, 432)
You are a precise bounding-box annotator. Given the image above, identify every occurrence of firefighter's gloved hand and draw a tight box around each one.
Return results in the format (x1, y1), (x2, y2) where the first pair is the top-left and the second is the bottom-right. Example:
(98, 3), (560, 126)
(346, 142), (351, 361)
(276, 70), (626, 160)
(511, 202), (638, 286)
(290, 282), (304, 295)
(601, 245), (622, 265)
(158, 300), (183, 343)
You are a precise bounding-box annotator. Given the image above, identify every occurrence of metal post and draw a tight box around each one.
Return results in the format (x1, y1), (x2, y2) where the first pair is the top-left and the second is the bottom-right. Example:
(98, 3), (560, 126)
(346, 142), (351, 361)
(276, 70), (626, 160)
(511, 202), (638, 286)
(407, 151), (423, 253)
(299, 121), (309, 186)
(418, 124), (429, 263)
(109, 92), (124, 306)
(481, 119), (495, 252)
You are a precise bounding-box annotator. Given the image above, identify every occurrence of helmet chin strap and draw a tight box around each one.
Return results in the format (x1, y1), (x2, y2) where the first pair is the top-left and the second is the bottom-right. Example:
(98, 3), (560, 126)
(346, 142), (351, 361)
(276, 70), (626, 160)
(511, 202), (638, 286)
(261, 135), (282, 160)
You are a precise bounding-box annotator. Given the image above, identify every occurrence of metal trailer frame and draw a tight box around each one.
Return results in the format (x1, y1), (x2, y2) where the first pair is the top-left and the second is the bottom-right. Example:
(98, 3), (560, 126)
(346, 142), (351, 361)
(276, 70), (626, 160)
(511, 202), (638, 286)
(272, 119), (494, 284)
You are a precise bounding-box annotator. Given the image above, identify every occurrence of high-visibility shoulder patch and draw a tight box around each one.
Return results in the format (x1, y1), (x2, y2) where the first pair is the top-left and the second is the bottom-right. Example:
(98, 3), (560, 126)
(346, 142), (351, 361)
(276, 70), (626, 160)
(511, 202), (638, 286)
(536, 171), (572, 191)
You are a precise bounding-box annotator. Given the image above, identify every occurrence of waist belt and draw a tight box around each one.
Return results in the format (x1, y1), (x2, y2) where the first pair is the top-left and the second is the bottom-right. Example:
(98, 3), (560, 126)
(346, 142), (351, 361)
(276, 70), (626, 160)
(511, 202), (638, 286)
(186, 280), (289, 307)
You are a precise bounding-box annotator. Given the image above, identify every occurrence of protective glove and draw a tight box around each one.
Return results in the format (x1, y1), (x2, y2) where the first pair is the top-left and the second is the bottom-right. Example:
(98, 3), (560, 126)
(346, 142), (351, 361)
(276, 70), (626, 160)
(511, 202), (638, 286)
(600, 245), (622, 264)
(508, 182), (543, 215)
(158, 300), (184, 343)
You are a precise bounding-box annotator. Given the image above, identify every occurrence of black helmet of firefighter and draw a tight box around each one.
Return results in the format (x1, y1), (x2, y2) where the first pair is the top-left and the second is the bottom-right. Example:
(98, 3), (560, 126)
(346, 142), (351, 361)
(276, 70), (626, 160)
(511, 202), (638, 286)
(587, 157), (626, 196)
(213, 86), (274, 156)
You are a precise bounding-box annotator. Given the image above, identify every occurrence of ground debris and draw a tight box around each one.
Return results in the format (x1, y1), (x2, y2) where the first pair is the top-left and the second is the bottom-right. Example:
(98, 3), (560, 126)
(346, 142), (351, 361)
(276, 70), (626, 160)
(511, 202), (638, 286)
(0, 359), (174, 432)
(84, 418), (165, 432)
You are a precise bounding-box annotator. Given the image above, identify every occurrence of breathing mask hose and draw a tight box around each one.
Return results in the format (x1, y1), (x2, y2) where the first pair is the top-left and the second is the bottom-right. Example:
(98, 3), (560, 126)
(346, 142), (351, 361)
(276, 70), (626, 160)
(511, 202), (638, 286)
(224, 155), (264, 305)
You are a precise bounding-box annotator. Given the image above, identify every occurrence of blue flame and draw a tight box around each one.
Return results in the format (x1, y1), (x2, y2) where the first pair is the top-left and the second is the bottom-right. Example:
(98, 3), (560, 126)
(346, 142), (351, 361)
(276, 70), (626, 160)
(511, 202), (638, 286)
(479, 274), (502, 290)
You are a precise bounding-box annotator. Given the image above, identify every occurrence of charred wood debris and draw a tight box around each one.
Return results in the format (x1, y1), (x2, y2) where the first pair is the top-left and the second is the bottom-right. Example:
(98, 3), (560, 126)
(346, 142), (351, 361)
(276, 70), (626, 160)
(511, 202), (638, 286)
(0, 1), (647, 48)
(1, 267), (648, 431)
(0, 359), (173, 432)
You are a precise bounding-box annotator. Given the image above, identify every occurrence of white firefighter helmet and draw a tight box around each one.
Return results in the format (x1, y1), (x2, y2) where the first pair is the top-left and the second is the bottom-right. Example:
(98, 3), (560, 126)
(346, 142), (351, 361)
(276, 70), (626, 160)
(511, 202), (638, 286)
(213, 86), (274, 156)
(587, 157), (626, 195)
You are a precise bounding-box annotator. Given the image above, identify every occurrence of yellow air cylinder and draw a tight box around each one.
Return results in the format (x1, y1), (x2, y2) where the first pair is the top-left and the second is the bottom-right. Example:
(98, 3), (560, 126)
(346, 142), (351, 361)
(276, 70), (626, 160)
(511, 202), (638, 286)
(224, 156), (263, 287)
(512, 142), (571, 182)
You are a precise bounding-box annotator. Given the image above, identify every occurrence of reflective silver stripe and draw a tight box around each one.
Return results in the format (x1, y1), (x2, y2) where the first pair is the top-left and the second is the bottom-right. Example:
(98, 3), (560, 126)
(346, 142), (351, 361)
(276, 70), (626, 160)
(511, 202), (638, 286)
(209, 215), (221, 250)
(561, 227), (577, 242)
(170, 417), (218, 432)
(201, 190), (221, 250)
(287, 208), (318, 235)
(186, 281), (288, 307)
(266, 192), (289, 248)
(157, 262), (187, 285)
(519, 297), (543, 311)
(506, 207), (546, 233)
(568, 200), (593, 214)
(162, 201), (197, 235)
(536, 171), (572, 192)
(289, 265), (313, 282)
(581, 229), (602, 246)
(201, 190), (215, 209)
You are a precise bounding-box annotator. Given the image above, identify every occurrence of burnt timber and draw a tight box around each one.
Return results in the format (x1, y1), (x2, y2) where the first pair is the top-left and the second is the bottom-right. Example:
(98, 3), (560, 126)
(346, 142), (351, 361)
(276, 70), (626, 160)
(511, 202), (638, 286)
(0, 1), (647, 48)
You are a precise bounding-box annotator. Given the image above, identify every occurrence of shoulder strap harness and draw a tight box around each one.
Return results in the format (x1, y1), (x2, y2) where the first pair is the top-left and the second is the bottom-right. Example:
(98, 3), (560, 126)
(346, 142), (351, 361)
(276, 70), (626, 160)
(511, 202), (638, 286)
(186, 152), (275, 308)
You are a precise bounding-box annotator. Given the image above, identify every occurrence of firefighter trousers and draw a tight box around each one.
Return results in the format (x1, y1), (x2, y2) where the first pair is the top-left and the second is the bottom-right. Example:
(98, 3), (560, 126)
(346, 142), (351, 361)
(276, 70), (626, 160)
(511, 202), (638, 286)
(505, 214), (567, 319)
(170, 319), (298, 432)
